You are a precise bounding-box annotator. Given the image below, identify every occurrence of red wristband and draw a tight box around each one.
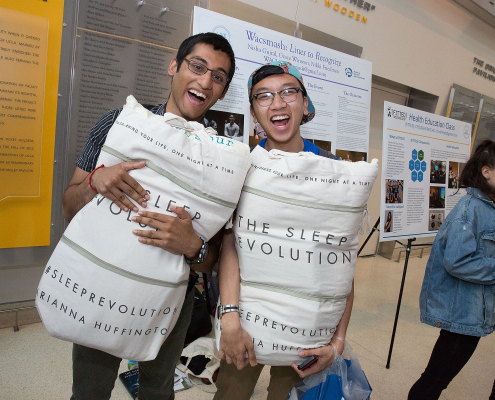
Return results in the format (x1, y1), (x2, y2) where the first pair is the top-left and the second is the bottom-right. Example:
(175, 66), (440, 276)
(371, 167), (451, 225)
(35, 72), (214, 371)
(89, 164), (105, 192)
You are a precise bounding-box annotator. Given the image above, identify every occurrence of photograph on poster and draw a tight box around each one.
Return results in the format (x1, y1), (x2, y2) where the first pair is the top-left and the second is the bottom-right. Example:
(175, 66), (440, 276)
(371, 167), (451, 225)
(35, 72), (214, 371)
(448, 161), (459, 189)
(429, 186), (446, 209)
(385, 179), (404, 204)
(204, 110), (244, 142)
(430, 160), (446, 184)
(249, 121), (267, 147)
(335, 149), (368, 162)
(254, 122), (266, 140)
(428, 210), (445, 231)
(384, 210), (393, 233)
(458, 162), (467, 188)
(313, 139), (332, 153)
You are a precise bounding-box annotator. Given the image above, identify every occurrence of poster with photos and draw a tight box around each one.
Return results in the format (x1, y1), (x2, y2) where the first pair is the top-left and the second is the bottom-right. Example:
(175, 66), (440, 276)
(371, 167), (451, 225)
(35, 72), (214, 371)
(380, 102), (471, 242)
(193, 7), (372, 155)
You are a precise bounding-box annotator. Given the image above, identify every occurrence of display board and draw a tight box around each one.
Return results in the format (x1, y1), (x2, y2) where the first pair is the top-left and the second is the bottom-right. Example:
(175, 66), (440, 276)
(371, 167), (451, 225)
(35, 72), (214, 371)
(193, 7), (372, 158)
(0, 2), (63, 249)
(67, 0), (195, 172)
(472, 95), (495, 150)
(380, 102), (471, 242)
(446, 83), (482, 143)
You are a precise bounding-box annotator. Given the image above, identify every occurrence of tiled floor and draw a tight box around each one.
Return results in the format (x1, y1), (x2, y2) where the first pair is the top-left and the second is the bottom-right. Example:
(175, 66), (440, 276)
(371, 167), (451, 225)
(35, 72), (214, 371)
(1, 254), (494, 399)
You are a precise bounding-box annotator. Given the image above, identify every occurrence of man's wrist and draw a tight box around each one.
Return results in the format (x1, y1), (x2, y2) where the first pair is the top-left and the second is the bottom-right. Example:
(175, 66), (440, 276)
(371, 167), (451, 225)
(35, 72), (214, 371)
(88, 164), (105, 192)
(220, 310), (241, 328)
(330, 337), (345, 355)
(218, 304), (240, 319)
(185, 236), (208, 264)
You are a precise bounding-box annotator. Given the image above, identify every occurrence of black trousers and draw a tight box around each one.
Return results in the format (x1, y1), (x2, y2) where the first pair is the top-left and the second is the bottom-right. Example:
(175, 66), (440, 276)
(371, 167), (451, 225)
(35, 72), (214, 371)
(408, 329), (495, 400)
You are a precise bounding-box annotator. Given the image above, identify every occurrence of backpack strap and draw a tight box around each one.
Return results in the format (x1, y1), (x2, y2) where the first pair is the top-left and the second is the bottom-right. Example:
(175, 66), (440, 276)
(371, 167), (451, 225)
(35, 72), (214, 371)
(318, 147), (329, 158)
(318, 147), (339, 160)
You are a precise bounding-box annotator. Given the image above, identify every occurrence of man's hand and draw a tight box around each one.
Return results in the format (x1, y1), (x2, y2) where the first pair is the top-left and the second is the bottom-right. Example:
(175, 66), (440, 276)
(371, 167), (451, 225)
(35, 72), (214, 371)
(290, 342), (342, 378)
(63, 162), (150, 222)
(218, 313), (257, 370)
(91, 161), (150, 212)
(131, 205), (202, 258)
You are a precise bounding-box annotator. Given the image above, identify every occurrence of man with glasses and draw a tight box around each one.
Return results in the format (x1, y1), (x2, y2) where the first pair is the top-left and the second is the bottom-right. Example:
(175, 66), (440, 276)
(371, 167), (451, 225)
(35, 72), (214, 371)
(63, 32), (235, 400)
(213, 61), (351, 400)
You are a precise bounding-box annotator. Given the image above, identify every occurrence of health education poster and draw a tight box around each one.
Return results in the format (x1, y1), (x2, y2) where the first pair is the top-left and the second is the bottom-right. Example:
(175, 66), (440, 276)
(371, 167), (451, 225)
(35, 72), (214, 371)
(380, 102), (472, 242)
(193, 7), (372, 160)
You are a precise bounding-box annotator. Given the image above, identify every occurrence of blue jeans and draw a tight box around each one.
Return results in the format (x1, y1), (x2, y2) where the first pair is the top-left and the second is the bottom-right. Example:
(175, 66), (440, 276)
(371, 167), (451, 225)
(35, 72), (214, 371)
(70, 288), (195, 400)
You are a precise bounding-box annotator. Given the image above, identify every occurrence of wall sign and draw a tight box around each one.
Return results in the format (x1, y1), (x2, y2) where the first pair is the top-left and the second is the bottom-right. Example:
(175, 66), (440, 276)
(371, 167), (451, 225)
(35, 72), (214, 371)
(473, 57), (495, 83)
(314, 0), (377, 24)
(0, 2), (62, 250)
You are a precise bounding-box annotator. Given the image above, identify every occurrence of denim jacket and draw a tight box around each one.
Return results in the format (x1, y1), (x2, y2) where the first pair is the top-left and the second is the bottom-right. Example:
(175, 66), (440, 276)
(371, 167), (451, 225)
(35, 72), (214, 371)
(420, 188), (495, 336)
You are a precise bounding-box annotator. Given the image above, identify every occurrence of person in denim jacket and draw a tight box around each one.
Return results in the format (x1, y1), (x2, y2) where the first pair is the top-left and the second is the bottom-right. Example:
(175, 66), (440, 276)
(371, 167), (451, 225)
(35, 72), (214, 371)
(409, 139), (495, 400)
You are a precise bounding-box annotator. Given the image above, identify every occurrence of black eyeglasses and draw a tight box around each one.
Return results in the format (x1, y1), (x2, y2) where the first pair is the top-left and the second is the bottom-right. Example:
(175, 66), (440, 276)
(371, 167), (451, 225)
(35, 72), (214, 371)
(251, 87), (302, 107)
(183, 58), (229, 86)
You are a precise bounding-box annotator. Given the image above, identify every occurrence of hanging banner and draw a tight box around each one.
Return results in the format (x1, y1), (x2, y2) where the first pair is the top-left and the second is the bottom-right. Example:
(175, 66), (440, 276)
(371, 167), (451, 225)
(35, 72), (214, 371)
(380, 102), (471, 242)
(193, 7), (372, 159)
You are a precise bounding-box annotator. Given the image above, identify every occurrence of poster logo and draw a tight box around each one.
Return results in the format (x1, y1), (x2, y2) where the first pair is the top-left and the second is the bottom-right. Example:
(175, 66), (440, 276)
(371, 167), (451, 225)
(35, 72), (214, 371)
(345, 67), (365, 80)
(387, 106), (407, 120)
(212, 25), (231, 42)
(463, 125), (469, 139)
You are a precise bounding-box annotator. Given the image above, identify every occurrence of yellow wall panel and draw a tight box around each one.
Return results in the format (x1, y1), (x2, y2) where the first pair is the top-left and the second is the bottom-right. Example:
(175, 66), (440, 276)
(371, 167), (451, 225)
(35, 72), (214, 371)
(0, 0), (64, 248)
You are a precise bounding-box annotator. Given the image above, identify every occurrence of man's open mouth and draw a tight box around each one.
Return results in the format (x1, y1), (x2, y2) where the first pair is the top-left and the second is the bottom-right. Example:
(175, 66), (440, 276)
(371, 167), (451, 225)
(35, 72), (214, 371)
(271, 115), (290, 128)
(188, 89), (207, 104)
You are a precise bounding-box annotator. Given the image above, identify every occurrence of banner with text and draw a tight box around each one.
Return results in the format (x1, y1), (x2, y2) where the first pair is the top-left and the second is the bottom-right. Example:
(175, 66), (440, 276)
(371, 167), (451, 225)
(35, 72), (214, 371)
(380, 102), (471, 242)
(193, 7), (372, 158)
(0, 8), (48, 202)
(0, 1), (63, 249)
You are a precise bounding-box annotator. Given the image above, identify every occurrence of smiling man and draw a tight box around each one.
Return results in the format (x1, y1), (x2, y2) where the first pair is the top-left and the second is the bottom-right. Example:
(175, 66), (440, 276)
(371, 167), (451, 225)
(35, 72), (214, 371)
(248, 63), (312, 152)
(62, 33), (235, 400)
(213, 61), (353, 400)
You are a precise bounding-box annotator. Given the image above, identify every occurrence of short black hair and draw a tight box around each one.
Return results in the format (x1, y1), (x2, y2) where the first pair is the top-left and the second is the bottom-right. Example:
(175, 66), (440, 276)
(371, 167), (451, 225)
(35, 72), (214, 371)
(176, 32), (235, 83)
(460, 139), (495, 196)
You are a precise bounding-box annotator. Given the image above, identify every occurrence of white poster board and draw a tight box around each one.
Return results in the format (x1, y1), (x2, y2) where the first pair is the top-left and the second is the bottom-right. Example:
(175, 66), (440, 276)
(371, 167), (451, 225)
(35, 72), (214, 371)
(380, 102), (472, 242)
(193, 7), (372, 158)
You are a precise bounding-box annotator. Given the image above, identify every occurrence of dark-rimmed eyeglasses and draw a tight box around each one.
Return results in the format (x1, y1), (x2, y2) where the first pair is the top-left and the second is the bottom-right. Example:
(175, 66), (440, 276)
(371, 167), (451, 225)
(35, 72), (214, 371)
(251, 87), (302, 107)
(183, 58), (229, 86)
